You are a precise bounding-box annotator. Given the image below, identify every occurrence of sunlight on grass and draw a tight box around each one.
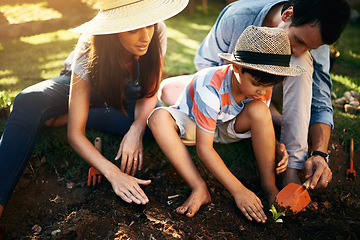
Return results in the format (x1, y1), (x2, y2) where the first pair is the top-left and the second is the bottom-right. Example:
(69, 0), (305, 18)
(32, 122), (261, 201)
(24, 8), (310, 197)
(20, 30), (80, 45)
(331, 74), (360, 93)
(0, 2), (62, 24)
(188, 22), (212, 31)
(167, 52), (195, 65)
(348, 50), (360, 59)
(167, 27), (201, 52)
(0, 77), (19, 98)
(0, 69), (12, 78)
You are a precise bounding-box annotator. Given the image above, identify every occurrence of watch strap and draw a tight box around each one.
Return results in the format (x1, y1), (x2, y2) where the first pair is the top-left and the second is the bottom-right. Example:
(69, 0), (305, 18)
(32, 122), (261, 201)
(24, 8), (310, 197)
(310, 151), (330, 165)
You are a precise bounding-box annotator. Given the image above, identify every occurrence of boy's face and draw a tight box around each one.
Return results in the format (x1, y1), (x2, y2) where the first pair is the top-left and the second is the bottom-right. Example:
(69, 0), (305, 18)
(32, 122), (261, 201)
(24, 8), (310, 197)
(232, 66), (273, 100)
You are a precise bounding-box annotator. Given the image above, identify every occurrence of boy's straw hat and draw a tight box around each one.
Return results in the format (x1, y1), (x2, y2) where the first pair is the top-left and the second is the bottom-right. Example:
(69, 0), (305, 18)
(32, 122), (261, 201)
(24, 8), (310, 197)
(218, 26), (305, 76)
(70, 0), (189, 35)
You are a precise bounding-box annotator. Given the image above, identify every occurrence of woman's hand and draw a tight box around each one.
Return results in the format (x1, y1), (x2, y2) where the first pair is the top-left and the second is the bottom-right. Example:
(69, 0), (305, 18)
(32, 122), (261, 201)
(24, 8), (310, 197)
(115, 123), (144, 176)
(108, 167), (151, 204)
(275, 141), (289, 175)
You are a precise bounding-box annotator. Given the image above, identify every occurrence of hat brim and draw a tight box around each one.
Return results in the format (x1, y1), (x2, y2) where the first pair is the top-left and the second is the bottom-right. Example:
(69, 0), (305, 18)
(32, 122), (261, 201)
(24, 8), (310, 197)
(218, 53), (305, 77)
(70, 0), (189, 35)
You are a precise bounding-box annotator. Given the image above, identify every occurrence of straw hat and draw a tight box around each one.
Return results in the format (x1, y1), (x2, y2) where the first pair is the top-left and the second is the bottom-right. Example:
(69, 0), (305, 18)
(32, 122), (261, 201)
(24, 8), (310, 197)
(70, 0), (189, 35)
(218, 26), (305, 77)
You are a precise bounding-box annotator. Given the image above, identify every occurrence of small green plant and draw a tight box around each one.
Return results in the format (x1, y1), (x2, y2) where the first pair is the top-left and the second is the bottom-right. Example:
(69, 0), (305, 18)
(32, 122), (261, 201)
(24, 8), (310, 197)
(269, 205), (285, 223)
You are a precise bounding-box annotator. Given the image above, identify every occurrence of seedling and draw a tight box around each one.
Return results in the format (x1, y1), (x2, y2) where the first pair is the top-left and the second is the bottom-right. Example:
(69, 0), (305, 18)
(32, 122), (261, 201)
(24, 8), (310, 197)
(270, 205), (285, 223)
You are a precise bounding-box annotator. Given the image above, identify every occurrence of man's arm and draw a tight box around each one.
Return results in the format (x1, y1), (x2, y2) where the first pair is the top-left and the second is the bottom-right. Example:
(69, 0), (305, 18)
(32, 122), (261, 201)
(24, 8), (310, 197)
(306, 45), (333, 188)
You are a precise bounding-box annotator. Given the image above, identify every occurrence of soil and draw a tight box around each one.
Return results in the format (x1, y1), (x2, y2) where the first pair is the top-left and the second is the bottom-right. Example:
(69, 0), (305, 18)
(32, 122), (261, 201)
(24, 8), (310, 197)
(1, 1), (360, 239)
(1, 136), (359, 240)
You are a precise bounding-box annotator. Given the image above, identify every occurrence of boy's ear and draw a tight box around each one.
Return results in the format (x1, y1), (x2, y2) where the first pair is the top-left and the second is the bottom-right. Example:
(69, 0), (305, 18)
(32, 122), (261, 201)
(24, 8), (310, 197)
(232, 64), (241, 73)
(281, 6), (293, 22)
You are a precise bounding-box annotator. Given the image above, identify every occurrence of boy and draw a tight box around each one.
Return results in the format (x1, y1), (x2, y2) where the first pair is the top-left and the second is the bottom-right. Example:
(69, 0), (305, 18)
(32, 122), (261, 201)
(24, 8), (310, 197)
(148, 26), (305, 223)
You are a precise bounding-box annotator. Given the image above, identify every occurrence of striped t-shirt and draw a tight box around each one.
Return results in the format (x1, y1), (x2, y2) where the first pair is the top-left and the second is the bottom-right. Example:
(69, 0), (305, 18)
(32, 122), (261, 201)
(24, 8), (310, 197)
(173, 65), (272, 133)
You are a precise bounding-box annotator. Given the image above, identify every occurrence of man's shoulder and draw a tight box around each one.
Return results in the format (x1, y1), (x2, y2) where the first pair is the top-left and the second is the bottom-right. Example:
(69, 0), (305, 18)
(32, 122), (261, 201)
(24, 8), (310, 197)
(222, 0), (279, 18)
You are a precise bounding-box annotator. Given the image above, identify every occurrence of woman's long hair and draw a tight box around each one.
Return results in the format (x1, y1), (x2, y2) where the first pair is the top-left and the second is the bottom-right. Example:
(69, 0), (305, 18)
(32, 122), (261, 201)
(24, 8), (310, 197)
(87, 24), (161, 115)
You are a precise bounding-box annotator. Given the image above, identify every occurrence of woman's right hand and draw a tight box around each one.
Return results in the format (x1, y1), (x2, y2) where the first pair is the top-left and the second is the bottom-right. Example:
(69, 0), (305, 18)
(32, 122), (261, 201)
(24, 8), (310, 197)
(108, 168), (151, 205)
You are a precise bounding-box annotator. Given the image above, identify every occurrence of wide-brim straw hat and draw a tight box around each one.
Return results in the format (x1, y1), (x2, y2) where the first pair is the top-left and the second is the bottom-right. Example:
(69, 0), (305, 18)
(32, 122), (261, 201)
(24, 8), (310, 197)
(70, 0), (189, 35)
(218, 26), (305, 77)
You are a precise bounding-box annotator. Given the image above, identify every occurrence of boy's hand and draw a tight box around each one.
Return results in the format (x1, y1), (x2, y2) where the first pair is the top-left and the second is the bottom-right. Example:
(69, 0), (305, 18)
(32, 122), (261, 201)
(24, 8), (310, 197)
(233, 188), (267, 223)
(275, 141), (288, 175)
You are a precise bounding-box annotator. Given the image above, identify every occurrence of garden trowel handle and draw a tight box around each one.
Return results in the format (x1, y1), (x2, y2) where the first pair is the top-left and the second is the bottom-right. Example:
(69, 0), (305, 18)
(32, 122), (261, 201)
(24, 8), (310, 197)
(302, 178), (312, 189)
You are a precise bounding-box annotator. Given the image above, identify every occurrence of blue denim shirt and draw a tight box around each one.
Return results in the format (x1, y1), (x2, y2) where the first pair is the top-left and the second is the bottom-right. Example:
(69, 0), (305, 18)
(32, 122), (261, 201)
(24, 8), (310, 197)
(194, 0), (333, 129)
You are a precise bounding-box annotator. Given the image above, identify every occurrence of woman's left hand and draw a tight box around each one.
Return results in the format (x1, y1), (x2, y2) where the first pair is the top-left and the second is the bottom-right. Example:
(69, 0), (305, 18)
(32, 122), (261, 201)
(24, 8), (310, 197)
(115, 125), (144, 176)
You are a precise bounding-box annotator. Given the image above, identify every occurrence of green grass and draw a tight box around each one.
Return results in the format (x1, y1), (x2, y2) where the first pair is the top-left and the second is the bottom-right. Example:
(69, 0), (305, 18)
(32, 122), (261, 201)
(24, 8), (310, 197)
(0, 0), (359, 180)
(163, 1), (224, 76)
(330, 21), (360, 151)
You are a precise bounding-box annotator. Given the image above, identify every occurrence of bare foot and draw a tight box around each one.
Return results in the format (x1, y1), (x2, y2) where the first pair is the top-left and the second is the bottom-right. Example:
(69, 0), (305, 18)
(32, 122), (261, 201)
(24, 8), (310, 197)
(176, 187), (211, 218)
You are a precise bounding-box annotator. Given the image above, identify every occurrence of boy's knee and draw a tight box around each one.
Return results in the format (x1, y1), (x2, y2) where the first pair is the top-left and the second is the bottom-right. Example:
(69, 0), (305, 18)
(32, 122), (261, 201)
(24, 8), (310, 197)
(148, 109), (170, 129)
(247, 101), (271, 121)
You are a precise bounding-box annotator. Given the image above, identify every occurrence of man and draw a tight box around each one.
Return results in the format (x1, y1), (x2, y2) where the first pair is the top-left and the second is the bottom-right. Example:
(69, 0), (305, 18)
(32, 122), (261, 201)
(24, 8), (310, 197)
(160, 0), (351, 192)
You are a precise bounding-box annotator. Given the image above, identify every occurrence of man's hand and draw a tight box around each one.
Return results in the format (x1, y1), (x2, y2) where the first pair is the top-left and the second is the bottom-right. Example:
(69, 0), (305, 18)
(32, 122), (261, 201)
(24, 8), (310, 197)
(275, 141), (289, 175)
(304, 155), (332, 189)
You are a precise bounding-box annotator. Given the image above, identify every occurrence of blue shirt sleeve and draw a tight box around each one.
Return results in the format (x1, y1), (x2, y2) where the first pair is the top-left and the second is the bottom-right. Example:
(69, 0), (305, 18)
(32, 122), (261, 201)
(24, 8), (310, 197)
(309, 45), (334, 129)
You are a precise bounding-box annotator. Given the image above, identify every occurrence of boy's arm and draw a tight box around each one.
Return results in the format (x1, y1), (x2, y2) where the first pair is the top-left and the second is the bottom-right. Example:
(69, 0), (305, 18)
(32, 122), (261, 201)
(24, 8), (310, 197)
(195, 126), (267, 223)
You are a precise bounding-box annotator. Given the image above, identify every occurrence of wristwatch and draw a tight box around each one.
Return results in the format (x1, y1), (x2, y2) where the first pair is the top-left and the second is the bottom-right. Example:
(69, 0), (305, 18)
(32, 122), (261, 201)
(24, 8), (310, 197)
(310, 151), (330, 165)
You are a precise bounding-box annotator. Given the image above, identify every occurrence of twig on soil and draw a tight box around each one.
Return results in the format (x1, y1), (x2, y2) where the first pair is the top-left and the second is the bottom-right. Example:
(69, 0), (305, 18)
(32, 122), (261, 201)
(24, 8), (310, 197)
(49, 195), (61, 203)
(29, 162), (36, 177)
(167, 194), (181, 199)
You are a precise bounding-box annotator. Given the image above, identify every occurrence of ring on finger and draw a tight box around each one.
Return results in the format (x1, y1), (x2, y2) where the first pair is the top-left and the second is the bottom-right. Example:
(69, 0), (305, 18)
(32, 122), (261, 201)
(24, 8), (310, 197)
(134, 158), (138, 161)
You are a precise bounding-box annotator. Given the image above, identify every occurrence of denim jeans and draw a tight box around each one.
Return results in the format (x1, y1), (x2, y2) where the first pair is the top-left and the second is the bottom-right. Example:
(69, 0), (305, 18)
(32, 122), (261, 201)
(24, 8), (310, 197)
(0, 74), (154, 208)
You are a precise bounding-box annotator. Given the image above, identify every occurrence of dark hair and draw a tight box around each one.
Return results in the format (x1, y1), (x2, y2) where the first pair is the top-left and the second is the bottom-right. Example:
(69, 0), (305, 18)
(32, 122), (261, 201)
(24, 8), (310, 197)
(241, 67), (285, 86)
(88, 24), (161, 115)
(282, 0), (351, 44)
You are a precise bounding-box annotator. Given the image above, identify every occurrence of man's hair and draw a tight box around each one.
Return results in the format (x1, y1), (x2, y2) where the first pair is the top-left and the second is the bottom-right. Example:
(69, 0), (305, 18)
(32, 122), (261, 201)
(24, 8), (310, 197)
(282, 0), (351, 45)
(241, 67), (285, 86)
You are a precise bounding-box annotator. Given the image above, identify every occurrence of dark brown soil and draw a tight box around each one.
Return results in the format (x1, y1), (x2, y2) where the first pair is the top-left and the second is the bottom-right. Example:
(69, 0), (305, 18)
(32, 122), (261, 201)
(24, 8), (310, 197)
(1, 136), (360, 240)
(1, 1), (359, 239)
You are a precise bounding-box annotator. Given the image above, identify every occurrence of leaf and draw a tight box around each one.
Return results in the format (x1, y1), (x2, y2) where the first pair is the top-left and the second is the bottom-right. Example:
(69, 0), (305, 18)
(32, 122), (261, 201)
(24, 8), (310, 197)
(269, 205), (285, 222)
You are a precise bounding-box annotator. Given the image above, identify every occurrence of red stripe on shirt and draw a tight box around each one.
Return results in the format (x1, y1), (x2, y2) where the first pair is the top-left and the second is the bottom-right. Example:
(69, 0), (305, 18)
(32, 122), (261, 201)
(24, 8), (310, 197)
(209, 65), (231, 91)
(221, 92), (232, 107)
(192, 101), (217, 132)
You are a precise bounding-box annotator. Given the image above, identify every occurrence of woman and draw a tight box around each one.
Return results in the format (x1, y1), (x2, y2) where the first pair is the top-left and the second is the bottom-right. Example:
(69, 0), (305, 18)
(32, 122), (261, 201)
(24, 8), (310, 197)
(0, 0), (189, 232)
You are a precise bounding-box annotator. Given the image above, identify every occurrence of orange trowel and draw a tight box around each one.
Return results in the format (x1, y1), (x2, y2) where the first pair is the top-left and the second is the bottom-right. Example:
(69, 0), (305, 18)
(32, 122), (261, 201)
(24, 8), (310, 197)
(274, 178), (312, 216)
